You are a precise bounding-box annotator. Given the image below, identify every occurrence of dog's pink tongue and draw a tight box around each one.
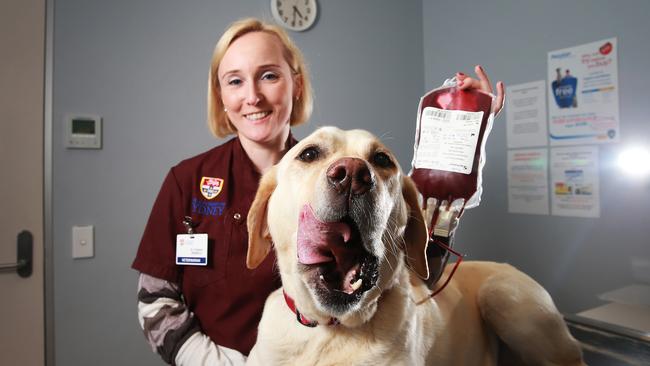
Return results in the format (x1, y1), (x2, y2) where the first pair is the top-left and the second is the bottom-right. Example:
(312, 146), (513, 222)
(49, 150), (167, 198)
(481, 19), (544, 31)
(297, 205), (351, 265)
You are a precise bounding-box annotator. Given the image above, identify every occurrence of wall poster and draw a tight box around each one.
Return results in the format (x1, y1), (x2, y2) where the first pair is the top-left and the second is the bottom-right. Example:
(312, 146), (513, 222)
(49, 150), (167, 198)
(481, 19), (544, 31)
(550, 146), (600, 218)
(547, 38), (619, 146)
(507, 148), (550, 215)
(506, 80), (548, 149)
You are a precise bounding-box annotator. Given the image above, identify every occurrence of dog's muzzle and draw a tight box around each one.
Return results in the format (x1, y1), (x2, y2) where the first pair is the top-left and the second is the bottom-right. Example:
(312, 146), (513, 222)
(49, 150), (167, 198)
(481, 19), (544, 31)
(295, 157), (383, 313)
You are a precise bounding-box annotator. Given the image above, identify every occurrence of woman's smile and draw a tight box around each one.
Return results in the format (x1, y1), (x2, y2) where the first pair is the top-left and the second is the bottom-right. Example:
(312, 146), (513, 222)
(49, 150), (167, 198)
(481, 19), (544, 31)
(244, 111), (272, 122)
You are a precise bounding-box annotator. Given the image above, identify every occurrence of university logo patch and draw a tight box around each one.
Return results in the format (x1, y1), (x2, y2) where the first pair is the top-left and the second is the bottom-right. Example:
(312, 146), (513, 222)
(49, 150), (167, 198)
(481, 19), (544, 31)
(200, 177), (224, 200)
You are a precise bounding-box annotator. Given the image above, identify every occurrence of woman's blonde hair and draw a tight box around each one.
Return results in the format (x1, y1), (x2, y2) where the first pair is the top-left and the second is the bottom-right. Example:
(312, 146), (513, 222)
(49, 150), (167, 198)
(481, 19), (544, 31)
(207, 18), (313, 138)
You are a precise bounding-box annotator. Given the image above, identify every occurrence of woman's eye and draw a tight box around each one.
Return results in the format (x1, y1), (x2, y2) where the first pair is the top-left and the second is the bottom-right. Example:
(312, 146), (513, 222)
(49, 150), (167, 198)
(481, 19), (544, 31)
(372, 152), (393, 168)
(261, 72), (279, 81)
(227, 78), (242, 86)
(297, 146), (320, 163)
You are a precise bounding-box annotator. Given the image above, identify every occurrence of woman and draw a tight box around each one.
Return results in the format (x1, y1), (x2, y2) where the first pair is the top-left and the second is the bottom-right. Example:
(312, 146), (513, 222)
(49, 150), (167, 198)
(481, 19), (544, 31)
(132, 18), (504, 365)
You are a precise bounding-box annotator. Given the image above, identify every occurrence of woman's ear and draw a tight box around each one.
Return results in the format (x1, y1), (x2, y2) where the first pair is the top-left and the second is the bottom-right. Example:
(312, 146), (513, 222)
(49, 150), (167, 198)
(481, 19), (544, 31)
(293, 73), (303, 100)
(246, 166), (277, 269)
(401, 175), (430, 280)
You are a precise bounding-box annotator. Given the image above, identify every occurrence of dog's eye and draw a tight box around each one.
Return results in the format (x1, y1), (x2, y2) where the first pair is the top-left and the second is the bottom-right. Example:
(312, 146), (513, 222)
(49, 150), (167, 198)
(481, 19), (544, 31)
(372, 152), (394, 168)
(298, 146), (320, 163)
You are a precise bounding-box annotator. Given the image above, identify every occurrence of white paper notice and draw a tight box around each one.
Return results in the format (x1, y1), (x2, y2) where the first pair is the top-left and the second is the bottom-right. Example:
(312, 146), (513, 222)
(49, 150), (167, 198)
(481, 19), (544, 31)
(507, 149), (549, 215)
(550, 146), (600, 218)
(506, 80), (548, 148)
(547, 38), (619, 145)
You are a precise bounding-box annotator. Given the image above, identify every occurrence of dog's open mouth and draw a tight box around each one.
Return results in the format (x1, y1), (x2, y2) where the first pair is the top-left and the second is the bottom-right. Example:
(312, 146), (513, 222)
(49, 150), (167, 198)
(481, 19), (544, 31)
(297, 205), (378, 309)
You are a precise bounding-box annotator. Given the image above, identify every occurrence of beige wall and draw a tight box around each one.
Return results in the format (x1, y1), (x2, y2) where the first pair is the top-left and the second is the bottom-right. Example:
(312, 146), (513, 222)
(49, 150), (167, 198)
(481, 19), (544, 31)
(0, 0), (45, 365)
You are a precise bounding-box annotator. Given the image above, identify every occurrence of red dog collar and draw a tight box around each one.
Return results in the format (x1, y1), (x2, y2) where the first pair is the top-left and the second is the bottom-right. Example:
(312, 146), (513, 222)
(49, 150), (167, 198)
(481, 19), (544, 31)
(283, 290), (339, 327)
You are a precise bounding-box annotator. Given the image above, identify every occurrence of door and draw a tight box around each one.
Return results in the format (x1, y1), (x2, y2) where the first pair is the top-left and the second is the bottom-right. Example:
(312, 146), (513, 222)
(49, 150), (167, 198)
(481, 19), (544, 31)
(0, 0), (46, 365)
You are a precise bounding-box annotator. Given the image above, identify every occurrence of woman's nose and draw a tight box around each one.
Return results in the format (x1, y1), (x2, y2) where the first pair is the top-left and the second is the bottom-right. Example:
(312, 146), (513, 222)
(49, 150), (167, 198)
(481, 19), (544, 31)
(245, 83), (262, 105)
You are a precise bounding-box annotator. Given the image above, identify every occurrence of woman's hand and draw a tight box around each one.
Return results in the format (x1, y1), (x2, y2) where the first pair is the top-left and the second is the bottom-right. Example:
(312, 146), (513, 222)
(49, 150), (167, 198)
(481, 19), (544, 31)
(456, 65), (505, 116)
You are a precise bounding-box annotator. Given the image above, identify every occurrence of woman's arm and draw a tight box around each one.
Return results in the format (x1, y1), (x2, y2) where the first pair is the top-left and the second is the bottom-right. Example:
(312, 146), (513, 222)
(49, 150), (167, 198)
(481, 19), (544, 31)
(137, 273), (247, 365)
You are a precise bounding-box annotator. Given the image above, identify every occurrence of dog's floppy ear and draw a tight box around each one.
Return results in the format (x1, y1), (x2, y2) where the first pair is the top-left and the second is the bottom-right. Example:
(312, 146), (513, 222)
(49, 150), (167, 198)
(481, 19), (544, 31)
(401, 175), (429, 280)
(246, 166), (277, 269)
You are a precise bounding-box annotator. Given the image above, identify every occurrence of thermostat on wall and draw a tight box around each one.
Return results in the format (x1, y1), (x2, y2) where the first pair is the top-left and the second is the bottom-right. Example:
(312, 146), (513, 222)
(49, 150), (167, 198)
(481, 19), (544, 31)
(65, 114), (102, 149)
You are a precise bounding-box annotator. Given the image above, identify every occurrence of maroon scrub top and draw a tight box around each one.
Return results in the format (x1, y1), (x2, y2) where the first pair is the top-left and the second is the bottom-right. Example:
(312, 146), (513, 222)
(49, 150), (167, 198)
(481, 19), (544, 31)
(132, 135), (296, 355)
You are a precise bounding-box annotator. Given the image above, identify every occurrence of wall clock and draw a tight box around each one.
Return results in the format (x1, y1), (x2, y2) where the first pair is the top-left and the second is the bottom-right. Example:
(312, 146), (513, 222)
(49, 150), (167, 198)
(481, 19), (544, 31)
(271, 0), (318, 32)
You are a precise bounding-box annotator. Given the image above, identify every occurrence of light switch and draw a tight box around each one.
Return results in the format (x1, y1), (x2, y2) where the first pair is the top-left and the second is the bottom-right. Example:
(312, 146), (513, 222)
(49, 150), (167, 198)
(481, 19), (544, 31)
(72, 225), (94, 259)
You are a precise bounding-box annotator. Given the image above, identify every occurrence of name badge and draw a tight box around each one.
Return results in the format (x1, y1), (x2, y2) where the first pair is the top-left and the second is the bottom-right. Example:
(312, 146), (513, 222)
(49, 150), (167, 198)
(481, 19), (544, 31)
(176, 233), (208, 266)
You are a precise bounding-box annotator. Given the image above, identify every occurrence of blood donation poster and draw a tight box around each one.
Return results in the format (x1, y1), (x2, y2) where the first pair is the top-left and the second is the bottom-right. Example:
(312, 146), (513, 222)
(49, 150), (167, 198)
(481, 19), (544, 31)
(550, 146), (600, 218)
(547, 38), (619, 146)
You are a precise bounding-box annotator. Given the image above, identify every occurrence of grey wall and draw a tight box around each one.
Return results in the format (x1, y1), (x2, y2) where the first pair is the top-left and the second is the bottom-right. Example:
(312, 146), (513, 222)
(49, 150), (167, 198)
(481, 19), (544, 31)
(53, 0), (650, 364)
(52, 1), (423, 365)
(422, 0), (650, 314)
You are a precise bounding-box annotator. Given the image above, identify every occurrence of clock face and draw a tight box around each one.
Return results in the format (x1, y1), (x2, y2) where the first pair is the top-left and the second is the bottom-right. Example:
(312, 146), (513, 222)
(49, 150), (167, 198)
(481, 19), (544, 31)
(271, 0), (318, 32)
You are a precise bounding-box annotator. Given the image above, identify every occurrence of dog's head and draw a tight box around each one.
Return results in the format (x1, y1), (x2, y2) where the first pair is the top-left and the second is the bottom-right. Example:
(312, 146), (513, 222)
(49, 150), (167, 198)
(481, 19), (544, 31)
(247, 127), (428, 326)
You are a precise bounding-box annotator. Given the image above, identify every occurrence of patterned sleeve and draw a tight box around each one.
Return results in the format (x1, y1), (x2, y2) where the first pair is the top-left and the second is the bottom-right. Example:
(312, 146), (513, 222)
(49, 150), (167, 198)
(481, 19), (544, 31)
(137, 273), (247, 365)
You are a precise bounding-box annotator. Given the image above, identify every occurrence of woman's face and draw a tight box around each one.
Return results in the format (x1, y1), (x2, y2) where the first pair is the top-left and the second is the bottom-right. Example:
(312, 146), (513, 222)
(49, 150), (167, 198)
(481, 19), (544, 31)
(218, 31), (298, 148)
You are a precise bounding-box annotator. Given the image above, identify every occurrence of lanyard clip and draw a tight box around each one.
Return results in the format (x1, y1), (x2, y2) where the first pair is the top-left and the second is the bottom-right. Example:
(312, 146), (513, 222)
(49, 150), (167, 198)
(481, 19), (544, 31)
(182, 216), (195, 235)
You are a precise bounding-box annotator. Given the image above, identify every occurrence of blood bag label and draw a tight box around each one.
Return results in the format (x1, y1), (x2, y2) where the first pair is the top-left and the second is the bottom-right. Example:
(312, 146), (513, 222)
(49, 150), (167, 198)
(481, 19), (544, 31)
(414, 107), (484, 174)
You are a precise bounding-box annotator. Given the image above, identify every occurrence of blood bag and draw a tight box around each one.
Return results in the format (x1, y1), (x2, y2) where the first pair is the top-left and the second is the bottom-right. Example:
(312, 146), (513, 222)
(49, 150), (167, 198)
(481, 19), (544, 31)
(409, 78), (496, 287)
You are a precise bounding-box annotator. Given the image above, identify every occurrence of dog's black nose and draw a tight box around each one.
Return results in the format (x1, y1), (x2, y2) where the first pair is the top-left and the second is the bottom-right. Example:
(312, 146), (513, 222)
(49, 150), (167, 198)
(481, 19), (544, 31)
(327, 158), (373, 195)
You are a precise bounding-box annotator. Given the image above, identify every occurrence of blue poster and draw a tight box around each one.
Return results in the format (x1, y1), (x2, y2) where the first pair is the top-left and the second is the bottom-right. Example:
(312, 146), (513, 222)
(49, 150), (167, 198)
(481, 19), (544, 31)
(547, 38), (619, 145)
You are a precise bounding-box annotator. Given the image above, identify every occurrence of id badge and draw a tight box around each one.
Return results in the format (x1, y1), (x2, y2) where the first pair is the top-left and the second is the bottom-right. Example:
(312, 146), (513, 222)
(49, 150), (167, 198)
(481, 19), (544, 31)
(176, 233), (208, 266)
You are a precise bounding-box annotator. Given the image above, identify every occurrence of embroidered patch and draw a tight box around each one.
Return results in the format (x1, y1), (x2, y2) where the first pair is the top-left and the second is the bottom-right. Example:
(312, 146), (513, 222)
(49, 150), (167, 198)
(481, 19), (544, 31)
(200, 177), (224, 200)
(192, 198), (226, 216)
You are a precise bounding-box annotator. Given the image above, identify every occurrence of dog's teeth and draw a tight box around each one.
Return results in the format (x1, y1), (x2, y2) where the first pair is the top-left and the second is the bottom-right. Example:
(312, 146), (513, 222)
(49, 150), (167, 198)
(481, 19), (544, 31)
(350, 278), (362, 291)
(319, 275), (325, 281)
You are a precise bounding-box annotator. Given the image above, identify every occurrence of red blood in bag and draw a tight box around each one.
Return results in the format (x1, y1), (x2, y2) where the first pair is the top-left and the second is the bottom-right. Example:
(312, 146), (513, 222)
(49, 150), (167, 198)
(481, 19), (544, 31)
(410, 87), (493, 204)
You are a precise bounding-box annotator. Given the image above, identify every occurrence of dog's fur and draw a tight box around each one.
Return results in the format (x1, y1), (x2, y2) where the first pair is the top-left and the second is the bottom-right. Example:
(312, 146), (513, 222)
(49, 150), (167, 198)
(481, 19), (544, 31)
(246, 127), (584, 365)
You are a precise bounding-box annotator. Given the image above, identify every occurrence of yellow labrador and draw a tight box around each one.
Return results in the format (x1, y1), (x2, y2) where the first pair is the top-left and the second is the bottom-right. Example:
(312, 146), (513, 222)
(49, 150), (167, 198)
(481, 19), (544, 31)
(246, 127), (584, 365)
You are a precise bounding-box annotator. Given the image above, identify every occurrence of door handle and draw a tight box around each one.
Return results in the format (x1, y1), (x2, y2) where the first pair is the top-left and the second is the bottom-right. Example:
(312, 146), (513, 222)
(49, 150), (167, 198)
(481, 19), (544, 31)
(0, 230), (33, 278)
